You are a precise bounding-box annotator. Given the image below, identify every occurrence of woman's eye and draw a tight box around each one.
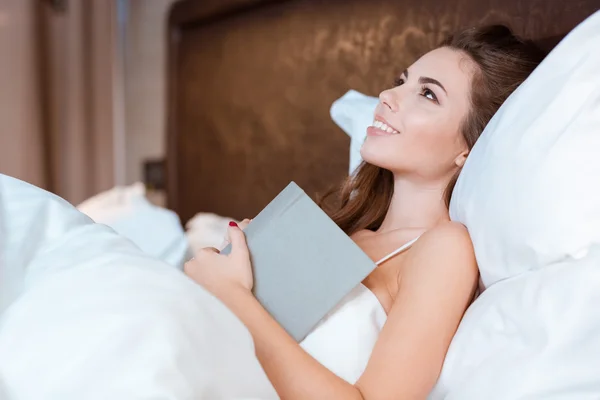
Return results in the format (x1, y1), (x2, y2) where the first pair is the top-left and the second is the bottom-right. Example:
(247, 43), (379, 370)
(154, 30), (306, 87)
(421, 87), (438, 103)
(393, 77), (405, 87)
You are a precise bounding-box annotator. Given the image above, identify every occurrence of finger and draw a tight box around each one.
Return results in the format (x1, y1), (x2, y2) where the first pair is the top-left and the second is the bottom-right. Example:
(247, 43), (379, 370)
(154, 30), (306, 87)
(188, 248), (220, 266)
(238, 218), (251, 230)
(227, 223), (249, 259)
(183, 259), (195, 275)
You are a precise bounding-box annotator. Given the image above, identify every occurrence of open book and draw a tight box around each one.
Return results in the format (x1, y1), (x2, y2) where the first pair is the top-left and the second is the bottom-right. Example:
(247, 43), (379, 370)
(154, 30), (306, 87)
(221, 182), (376, 342)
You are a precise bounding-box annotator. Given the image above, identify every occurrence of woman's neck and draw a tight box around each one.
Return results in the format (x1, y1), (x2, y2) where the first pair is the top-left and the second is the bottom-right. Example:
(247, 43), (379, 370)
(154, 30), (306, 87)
(377, 177), (450, 234)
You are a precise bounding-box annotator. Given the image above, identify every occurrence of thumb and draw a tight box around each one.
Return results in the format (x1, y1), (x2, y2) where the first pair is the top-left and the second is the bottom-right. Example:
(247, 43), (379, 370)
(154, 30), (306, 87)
(228, 223), (249, 259)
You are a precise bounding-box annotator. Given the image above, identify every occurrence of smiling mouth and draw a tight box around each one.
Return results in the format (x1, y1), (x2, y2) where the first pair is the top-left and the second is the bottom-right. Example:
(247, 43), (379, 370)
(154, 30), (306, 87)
(371, 119), (400, 135)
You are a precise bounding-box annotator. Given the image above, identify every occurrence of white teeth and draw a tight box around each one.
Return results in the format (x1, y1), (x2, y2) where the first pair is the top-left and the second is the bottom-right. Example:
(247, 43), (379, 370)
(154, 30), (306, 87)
(372, 120), (399, 134)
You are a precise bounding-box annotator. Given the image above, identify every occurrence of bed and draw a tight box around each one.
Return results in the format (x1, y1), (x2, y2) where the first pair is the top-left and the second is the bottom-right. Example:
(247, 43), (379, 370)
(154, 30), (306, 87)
(3, 5), (600, 398)
(165, 0), (599, 224)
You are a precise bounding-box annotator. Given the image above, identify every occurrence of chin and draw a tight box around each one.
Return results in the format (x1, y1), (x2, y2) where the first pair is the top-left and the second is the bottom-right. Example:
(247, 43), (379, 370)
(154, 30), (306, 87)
(360, 145), (404, 173)
(360, 142), (388, 168)
(359, 146), (378, 166)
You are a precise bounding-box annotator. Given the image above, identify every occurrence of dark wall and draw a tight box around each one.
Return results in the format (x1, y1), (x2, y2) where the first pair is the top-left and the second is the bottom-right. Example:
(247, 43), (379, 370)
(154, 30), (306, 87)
(167, 0), (600, 222)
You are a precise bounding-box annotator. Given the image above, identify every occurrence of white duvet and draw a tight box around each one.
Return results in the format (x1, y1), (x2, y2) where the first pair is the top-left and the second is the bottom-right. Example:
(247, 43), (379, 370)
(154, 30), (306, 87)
(0, 174), (278, 400)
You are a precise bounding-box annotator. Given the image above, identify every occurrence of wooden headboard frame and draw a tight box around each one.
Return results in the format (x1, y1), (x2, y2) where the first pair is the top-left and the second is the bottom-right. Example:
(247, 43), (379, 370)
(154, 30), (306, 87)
(166, 0), (599, 223)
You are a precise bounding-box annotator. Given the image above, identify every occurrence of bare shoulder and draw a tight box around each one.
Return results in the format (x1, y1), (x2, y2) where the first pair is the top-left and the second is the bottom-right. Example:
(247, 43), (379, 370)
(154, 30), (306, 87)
(357, 223), (479, 397)
(404, 221), (478, 283)
(417, 221), (473, 251)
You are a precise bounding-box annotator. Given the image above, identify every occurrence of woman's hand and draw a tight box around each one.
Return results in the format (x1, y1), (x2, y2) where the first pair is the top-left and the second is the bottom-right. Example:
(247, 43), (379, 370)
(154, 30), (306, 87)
(185, 222), (254, 298)
(219, 218), (252, 250)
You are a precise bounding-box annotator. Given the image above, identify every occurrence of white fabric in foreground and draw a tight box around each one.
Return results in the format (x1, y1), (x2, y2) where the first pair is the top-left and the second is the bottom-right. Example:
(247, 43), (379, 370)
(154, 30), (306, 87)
(0, 174), (277, 400)
(301, 284), (386, 384)
(77, 183), (192, 268)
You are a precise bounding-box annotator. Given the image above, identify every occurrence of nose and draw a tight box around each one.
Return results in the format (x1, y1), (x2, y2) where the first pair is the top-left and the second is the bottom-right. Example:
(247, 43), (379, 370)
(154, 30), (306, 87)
(379, 88), (399, 113)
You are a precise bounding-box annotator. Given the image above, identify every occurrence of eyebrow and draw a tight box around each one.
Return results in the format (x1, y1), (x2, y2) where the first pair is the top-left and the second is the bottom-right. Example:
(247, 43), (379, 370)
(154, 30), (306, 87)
(419, 76), (447, 95)
(401, 69), (447, 95)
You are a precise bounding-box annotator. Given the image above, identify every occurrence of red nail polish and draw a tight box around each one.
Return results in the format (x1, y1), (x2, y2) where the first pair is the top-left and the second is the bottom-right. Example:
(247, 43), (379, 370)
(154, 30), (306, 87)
(229, 221), (238, 227)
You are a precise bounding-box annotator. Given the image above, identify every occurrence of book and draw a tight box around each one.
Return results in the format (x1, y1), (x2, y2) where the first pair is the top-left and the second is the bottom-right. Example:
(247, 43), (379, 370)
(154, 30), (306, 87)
(220, 181), (376, 342)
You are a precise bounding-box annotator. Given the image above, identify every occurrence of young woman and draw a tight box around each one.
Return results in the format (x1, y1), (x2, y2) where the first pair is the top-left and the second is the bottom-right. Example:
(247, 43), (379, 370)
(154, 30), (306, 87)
(184, 25), (545, 399)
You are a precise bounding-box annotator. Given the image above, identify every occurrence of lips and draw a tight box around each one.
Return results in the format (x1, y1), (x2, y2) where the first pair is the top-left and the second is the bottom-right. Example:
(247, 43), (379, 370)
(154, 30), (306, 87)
(371, 119), (399, 134)
(367, 116), (400, 137)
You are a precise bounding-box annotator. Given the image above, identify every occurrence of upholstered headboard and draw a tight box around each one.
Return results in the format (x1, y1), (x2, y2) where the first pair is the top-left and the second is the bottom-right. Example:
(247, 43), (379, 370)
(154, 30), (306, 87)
(166, 0), (599, 223)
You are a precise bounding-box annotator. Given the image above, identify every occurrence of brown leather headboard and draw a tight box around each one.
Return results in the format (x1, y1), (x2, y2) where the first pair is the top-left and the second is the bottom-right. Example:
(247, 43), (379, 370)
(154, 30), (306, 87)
(166, 0), (599, 223)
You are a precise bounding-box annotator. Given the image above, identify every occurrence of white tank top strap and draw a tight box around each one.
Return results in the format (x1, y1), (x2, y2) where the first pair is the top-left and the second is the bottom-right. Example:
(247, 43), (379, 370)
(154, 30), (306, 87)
(375, 235), (421, 266)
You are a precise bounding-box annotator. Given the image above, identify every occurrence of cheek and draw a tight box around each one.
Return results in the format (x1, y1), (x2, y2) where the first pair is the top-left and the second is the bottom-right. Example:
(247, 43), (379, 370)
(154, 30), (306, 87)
(408, 108), (462, 151)
(360, 105), (463, 172)
(402, 112), (447, 154)
(360, 111), (440, 163)
(406, 107), (443, 134)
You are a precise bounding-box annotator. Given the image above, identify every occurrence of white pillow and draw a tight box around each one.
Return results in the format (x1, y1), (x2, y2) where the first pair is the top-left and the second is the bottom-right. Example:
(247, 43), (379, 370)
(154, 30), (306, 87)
(330, 89), (378, 174)
(430, 245), (600, 399)
(449, 10), (600, 288)
(0, 174), (278, 399)
(431, 10), (600, 399)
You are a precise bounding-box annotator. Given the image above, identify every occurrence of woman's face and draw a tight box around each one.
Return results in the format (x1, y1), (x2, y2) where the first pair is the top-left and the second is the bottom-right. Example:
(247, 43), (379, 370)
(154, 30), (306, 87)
(361, 47), (475, 182)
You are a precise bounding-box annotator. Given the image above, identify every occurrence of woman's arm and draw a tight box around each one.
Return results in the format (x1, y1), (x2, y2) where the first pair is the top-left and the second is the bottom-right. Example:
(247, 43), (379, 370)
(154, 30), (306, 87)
(186, 221), (478, 399)
(217, 284), (365, 399)
(356, 222), (478, 399)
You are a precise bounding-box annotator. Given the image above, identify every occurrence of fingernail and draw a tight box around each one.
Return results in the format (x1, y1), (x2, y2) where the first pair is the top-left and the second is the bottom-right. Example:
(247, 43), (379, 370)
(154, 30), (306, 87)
(229, 221), (238, 227)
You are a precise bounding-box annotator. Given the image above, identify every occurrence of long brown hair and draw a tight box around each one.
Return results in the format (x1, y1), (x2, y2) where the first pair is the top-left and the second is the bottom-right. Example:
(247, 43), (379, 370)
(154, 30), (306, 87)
(321, 25), (546, 236)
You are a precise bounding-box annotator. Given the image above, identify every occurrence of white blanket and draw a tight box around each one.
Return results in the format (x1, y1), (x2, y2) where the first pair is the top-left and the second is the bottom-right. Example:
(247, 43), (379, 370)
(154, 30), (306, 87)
(77, 183), (192, 268)
(0, 174), (278, 400)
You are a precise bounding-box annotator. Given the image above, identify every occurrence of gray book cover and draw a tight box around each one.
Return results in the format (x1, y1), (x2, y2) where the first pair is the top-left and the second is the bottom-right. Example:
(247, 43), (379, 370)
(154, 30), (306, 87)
(221, 182), (376, 342)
